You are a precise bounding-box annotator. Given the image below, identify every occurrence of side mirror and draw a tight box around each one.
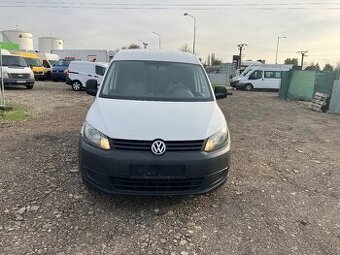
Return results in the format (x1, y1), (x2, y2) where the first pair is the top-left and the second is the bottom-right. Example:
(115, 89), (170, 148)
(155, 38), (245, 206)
(86, 79), (98, 96)
(214, 85), (228, 100)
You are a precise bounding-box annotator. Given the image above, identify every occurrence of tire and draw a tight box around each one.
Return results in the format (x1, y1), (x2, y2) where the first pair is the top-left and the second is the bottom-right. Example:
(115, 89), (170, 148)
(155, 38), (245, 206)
(244, 83), (253, 91)
(72, 80), (82, 91)
(26, 84), (34, 90)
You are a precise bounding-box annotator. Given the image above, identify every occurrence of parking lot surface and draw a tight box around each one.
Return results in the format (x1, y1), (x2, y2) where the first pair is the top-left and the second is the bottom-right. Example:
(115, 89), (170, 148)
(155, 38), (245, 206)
(0, 82), (339, 255)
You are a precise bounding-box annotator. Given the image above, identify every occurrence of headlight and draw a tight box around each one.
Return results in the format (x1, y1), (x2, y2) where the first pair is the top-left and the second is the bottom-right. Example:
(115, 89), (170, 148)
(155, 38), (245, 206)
(29, 72), (34, 79)
(0, 71), (9, 79)
(81, 122), (111, 150)
(204, 126), (229, 152)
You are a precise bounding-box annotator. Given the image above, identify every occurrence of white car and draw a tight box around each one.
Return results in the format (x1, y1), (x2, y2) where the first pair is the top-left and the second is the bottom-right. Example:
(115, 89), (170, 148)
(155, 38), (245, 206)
(0, 50), (35, 89)
(79, 50), (231, 195)
(66, 61), (109, 91)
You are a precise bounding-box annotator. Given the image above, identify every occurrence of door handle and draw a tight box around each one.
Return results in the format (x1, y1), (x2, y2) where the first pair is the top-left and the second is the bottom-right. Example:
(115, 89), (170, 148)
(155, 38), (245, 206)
(88, 74), (92, 77)
(94, 75), (98, 78)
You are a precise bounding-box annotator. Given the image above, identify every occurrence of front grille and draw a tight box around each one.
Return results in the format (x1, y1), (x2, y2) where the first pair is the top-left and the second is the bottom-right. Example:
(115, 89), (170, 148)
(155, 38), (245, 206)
(9, 73), (30, 79)
(111, 177), (203, 192)
(34, 72), (44, 75)
(111, 139), (204, 152)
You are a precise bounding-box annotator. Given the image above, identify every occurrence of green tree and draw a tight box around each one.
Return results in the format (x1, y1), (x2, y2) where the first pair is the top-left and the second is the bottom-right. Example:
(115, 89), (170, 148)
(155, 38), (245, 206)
(323, 63), (334, 72)
(128, 44), (141, 49)
(305, 62), (320, 71)
(179, 43), (191, 53)
(284, 58), (298, 66)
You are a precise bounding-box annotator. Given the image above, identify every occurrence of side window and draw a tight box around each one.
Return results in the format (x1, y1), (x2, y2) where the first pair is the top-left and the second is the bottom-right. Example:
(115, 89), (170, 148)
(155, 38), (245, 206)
(264, 71), (274, 78)
(249, 70), (263, 80)
(274, 71), (282, 78)
(95, 66), (106, 76)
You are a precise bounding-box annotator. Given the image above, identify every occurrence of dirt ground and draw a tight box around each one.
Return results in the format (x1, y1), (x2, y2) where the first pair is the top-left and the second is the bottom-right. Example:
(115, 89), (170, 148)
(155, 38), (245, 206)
(0, 81), (339, 255)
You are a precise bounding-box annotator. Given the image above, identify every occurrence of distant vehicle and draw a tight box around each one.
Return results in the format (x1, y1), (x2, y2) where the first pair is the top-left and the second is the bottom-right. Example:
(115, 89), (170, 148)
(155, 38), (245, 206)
(36, 52), (60, 79)
(232, 64), (293, 91)
(0, 51), (35, 89)
(51, 57), (76, 82)
(52, 49), (117, 63)
(66, 61), (109, 91)
(12, 51), (48, 80)
(233, 60), (264, 77)
(79, 50), (231, 195)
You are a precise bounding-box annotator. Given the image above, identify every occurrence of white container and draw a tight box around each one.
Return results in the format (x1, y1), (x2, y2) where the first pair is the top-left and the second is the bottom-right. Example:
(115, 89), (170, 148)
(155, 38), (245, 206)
(1, 30), (34, 50)
(38, 37), (64, 53)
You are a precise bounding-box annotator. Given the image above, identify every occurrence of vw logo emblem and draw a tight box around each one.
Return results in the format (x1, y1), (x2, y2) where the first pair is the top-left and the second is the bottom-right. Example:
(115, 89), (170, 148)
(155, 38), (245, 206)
(151, 140), (166, 156)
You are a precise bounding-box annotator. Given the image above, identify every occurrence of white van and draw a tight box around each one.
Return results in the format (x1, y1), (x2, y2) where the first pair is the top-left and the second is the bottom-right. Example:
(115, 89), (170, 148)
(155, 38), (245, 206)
(66, 61), (109, 91)
(0, 50), (35, 89)
(79, 50), (231, 195)
(235, 65), (293, 91)
(37, 52), (60, 79)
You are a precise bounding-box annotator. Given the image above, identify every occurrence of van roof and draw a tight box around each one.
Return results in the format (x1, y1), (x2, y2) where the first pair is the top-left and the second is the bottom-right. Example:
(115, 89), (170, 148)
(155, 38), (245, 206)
(113, 50), (201, 65)
(70, 61), (109, 67)
(12, 51), (39, 59)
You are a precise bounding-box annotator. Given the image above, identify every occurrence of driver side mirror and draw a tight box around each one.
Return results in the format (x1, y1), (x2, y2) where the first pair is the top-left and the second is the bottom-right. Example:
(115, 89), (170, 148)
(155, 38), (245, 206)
(214, 85), (228, 100)
(86, 79), (98, 96)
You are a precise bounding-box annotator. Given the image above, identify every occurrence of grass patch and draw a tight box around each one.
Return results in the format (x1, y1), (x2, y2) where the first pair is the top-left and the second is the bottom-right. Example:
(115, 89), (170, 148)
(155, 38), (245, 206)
(0, 103), (30, 122)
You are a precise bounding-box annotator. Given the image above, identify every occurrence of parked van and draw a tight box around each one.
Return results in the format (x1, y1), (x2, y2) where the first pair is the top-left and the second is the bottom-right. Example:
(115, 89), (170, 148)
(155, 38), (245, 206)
(0, 50), (35, 89)
(79, 50), (231, 195)
(12, 51), (48, 80)
(66, 61), (109, 91)
(234, 65), (293, 91)
(37, 52), (60, 79)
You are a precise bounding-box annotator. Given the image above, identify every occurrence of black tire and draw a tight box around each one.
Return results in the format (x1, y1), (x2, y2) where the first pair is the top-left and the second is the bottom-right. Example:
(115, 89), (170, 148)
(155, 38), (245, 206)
(26, 84), (34, 89)
(72, 80), (82, 91)
(244, 83), (253, 91)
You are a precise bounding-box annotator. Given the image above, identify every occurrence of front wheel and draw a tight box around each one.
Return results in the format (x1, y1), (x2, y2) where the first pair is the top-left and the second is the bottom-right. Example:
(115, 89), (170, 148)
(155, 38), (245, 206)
(72, 81), (82, 91)
(244, 83), (254, 91)
(26, 84), (34, 89)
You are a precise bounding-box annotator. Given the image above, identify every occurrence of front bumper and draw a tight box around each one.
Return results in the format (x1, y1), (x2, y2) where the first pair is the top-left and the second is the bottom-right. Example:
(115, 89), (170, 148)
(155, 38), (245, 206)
(79, 139), (231, 195)
(3, 77), (35, 86)
(230, 81), (244, 89)
(51, 72), (66, 81)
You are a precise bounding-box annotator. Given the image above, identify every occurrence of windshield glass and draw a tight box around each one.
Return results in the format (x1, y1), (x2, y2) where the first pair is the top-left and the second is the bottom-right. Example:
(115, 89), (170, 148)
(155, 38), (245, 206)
(100, 61), (214, 102)
(49, 60), (58, 67)
(24, 57), (42, 67)
(1, 55), (28, 67)
(56, 59), (71, 66)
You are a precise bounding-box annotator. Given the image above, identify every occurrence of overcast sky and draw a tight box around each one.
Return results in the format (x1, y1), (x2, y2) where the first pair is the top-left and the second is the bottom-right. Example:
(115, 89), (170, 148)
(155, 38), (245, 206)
(1, 0), (340, 66)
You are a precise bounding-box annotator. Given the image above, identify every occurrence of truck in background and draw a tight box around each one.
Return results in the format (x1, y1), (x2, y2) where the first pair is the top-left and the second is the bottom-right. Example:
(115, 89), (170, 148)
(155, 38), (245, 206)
(51, 49), (118, 63)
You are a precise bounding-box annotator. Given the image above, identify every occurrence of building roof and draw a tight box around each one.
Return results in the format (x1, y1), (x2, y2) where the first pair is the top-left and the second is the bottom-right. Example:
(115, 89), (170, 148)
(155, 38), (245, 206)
(113, 50), (200, 65)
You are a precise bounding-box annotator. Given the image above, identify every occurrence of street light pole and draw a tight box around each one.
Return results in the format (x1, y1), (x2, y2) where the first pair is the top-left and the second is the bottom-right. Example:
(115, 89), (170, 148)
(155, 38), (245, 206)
(152, 32), (161, 49)
(184, 13), (196, 54)
(0, 43), (5, 108)
(275, 36), (287, 64)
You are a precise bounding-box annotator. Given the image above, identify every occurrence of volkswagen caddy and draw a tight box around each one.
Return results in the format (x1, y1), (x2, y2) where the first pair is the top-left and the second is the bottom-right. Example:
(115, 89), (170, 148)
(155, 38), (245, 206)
(79, 50), (231, 195)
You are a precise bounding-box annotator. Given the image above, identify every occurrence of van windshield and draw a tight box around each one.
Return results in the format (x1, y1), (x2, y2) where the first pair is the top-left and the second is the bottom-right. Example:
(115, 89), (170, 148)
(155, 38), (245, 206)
(1, 55), (28, 67)
(24, 57), (43, 67)
(56, 59), (71, 66)
(100, 61), (214, 102)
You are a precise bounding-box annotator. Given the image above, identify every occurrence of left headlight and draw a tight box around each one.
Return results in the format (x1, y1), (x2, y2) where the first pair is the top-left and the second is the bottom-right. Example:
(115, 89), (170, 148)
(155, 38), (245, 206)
(81, 122), (111, 150)
(204, 126), (229, 152)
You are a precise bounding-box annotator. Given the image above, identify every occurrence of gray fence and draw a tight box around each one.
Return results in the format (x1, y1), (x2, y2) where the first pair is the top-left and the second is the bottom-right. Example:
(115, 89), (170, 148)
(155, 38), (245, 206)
(329, 80), (340, 114)
(207, 63), (235, 86)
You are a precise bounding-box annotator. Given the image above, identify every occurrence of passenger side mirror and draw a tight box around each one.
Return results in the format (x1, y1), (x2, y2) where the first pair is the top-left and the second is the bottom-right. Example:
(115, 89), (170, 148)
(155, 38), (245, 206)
(86, 79), (98, 96)
(214, 85), (228, 100)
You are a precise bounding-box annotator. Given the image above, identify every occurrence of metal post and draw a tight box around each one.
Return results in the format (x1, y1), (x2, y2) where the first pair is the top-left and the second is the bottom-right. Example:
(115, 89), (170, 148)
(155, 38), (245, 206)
(0, 43), (5, 107)
(275, 36), (286, 64)
(184, 13), (196, 55)
(152, 32), (161, 49)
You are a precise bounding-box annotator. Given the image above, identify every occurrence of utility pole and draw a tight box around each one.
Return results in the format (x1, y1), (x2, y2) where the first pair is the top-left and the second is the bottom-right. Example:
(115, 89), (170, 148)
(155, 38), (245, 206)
(275, 36), (287, 64)
(297, 50), (308, 70)
(237, 43), (247, 69)
(0, 42), (5, 109)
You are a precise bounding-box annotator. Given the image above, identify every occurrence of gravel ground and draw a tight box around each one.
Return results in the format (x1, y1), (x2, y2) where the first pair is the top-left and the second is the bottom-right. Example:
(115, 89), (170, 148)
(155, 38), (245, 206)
(0, 81), (340, 255)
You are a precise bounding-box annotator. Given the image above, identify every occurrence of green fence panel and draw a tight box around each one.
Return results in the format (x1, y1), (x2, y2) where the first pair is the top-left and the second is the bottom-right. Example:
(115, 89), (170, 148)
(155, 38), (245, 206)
(0, 42), (19, 50)
(287, 71), (316, 101)
(279, 71), (292, 99)
(314, 71), (335, 95)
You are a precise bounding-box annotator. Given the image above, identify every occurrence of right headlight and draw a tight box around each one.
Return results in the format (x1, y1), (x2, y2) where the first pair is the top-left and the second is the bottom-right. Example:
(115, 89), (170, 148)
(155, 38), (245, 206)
(0, 71), (9, 79)
(204, 126), (230, 152)
(81, 121), (111, 150)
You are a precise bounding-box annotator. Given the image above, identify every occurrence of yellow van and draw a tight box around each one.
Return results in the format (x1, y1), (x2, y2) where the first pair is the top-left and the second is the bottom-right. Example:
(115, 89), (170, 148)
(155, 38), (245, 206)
(12, 51), (48, 80)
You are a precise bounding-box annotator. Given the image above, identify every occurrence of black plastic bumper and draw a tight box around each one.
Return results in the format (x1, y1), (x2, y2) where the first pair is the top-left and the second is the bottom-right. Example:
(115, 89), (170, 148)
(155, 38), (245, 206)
(51, 72), (66, 81)
(3, 78), (35, 86)
(79, 138), (231, 195)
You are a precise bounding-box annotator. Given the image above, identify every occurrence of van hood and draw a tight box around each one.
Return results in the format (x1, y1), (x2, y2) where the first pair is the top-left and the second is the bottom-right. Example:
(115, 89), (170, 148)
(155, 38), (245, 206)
(86, 98), (226, 141)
